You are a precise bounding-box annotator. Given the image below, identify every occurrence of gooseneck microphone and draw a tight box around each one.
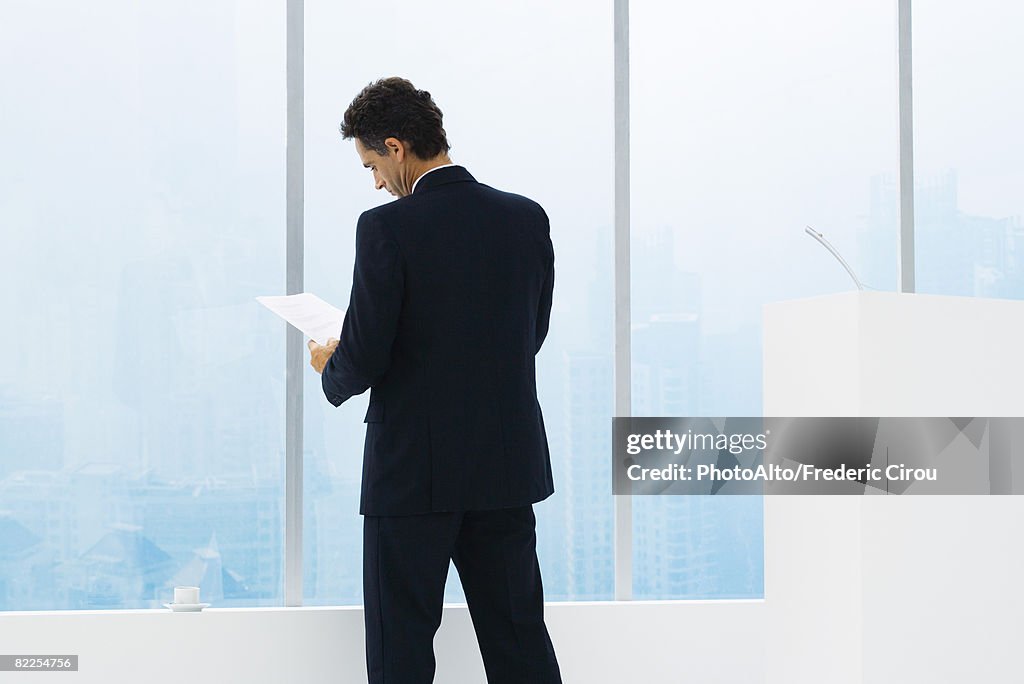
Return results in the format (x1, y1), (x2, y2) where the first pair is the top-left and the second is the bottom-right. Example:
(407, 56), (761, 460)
(804, 225), (866, 291)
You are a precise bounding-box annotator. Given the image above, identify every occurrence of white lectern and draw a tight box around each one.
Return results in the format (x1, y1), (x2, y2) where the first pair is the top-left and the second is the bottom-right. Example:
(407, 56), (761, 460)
(761, 291), (1024, 684)
(764, 290), (1024, 417)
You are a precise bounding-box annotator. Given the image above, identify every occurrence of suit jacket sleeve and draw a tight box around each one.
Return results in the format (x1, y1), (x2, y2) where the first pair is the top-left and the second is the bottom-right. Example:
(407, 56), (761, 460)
(322, 211), (403, 407)
(535, 214), (554, 355)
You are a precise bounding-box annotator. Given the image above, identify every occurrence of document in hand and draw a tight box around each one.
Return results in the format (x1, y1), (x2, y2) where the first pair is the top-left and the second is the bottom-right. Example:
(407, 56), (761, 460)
(256, 293), (346, 346)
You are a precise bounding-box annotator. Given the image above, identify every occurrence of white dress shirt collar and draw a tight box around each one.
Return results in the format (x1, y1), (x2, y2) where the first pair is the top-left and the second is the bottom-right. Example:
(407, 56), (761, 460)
(411, 163), (457, 194)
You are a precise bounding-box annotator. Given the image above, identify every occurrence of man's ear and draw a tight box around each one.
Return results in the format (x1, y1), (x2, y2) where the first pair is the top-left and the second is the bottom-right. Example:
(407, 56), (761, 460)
(384, 137), (405, 162)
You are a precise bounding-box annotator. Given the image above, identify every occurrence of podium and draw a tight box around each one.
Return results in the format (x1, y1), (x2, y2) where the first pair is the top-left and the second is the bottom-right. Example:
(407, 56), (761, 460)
(761, 291), (1024, 684)
(764, 290), (1024, 417)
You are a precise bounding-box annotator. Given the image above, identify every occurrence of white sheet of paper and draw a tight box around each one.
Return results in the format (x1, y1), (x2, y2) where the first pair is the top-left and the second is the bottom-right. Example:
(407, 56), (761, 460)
(256, 293), (345, 346)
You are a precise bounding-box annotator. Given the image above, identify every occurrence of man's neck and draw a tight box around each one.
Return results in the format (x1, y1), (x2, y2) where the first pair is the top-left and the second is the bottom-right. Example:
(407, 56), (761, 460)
(409, 157), (455, 193)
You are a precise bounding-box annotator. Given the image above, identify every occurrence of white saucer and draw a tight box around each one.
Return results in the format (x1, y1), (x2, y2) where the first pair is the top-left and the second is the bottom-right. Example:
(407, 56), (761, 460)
(163, 602), (211, 612)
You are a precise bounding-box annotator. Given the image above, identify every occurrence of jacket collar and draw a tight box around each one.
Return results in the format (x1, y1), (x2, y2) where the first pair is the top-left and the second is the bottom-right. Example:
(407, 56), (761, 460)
(411, 165), (476, 195)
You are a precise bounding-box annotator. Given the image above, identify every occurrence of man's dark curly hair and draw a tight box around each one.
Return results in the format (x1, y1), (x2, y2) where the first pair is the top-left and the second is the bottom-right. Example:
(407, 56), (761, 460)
(340, 77), (451, 160)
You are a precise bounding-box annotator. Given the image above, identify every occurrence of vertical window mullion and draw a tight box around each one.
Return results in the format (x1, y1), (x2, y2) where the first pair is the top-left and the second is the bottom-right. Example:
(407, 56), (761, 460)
(614, 0), (633, 602)
(898, 0), (916, 293)
(284, 0), (304, 607)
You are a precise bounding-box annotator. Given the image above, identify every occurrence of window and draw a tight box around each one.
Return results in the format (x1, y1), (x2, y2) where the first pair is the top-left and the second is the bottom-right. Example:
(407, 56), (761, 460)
(913, 1), (1024, 299)
(0, 1), (285, 610)
(629, 0), (898, 598)
(303, 0), (614, 604)
(8, 0), (954, 610)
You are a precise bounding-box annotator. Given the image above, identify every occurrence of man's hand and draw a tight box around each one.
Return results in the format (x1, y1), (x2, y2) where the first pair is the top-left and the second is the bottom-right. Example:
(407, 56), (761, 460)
(308, 338), (339, 374)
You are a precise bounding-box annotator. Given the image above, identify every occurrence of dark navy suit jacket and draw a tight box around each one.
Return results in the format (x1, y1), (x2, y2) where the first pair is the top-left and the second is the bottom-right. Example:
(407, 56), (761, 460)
(321, 165), (556, 516)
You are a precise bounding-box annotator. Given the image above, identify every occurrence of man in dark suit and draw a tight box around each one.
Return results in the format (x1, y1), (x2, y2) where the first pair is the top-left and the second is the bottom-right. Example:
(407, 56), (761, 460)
(307, 77), (562, 684)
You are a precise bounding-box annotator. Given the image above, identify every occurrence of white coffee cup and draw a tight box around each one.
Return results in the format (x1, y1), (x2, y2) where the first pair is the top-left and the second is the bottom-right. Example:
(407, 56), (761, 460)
(174, 586), (200, 605)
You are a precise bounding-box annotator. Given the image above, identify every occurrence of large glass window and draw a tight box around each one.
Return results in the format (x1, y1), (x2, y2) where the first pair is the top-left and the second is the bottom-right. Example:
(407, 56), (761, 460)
(629, 0), (898, 597)
(913, 1), (1024, 298)
(1, 0), (939, 611)
(0, 1), (285, 610)
(303, 0), (614, 604)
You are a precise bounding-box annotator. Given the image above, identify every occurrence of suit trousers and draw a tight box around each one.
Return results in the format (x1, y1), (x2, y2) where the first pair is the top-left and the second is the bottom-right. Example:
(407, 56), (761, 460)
(363, 504), (562, 684)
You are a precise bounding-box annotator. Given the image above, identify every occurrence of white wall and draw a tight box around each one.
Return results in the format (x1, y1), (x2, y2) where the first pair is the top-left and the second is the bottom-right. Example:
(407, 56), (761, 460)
(0, 601), (767, 684)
